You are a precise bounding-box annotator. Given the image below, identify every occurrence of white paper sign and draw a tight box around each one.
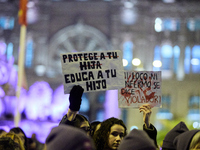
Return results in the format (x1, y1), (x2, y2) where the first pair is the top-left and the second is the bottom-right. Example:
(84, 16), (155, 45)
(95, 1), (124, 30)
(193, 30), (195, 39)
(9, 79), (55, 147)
(118, 71), (162, 108)
(61, 50), (124, 94)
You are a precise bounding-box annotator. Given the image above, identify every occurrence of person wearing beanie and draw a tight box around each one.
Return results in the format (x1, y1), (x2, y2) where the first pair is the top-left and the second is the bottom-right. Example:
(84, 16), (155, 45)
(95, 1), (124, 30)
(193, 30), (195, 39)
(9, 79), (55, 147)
(45, 125), (95, 150)
(118, 129), (156, 150)
(173, 129), (200, 150)
(162, 121), (189, 150)
(59, 85), (91, 135)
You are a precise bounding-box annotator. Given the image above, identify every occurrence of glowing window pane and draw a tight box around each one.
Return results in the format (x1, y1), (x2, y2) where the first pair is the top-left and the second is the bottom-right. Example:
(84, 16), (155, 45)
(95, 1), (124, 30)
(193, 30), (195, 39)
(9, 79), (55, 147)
(0, 17), (15, 30)
(188, 96), (200, 121)
(195, 19), (200, 30)
(154, 46), (161, 60)
(155, 18), (163, 32)
(161, 45), (173, 58)
(187, 18), (195, 31)
(25, 39), (33, 68)
(163, 18), (172, 31)
(156, 96), (173, 119)
(173, 46), (180, 74)
(161, 45), (173, 70)
(153, 46), (161, 71)
(192, 45), (200, 73)
(184, 46), (191, 74)
(7, 43), (13, 60)
(123, 41), (133, 70)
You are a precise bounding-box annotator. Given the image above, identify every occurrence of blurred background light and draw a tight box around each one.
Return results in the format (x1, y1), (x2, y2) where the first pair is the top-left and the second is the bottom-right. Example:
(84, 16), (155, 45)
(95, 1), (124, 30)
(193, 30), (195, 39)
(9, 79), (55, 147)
(123, 59), (128, 67)
(130, 125), (138, 130)
(193, 121), (199, 128)
(191, 58), (199, 65)
(153, 60), (162, 67)
(132, 58), (141, 66)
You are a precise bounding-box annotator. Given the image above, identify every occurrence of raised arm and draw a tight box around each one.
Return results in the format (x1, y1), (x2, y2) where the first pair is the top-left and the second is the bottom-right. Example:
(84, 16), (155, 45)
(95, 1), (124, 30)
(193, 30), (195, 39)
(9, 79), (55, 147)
(139, 104), (158, 148)
(59, 85), (84, 125)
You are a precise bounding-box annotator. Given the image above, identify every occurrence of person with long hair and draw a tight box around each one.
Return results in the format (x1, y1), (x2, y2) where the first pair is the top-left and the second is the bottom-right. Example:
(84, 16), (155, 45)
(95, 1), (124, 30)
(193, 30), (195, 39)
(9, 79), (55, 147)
(93, 117), (127, 150)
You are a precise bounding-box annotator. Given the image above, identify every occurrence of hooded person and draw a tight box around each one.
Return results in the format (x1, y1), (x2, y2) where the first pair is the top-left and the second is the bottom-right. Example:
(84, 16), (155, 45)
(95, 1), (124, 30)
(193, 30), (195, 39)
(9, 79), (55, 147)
(45, 124), (95, 150)
(173, 129), (200, 150)
(118, 129), (156, 150)
(162, 121), (189, 150)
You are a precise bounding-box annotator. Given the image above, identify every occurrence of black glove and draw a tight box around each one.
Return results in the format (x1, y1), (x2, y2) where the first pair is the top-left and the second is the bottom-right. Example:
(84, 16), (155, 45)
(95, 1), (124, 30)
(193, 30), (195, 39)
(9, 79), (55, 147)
(69, 85), (84, 111)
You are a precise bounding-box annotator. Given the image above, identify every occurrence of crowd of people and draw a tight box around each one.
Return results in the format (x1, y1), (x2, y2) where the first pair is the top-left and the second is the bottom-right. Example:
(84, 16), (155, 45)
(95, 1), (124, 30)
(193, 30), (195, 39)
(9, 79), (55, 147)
(0, 85), (200, 150)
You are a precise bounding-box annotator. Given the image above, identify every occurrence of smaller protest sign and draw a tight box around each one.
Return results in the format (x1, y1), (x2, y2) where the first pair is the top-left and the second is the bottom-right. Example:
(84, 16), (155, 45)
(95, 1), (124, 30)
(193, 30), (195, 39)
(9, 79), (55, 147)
(118, 71), (162, 108)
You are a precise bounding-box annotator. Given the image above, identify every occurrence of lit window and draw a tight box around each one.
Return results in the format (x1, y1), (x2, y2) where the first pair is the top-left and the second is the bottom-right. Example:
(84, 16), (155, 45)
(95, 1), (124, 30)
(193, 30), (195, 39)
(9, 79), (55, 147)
(188, 96), (200, 121)
(154, 18), (180, 32)
(191, 45), (200, 73)
(153, 46), (161, 71)
(184, 46), (191, 74)
(7, 43), (13, 60)
(156, 95), (173, 119)
(155, 18), (162, 32)
(173, 46), (180, 74)
(123, 41), (133, 70)
(161, 45), (173, 70)
(25, 39), (33, 68)
(187, 18), (200, 31)
(0, 16), (15, 30)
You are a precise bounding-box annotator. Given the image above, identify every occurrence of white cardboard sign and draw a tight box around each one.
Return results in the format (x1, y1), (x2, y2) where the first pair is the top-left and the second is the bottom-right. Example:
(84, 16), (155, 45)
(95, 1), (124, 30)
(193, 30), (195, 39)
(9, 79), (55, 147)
(61, 50), (124, 94)
(118, 71), (162, 108)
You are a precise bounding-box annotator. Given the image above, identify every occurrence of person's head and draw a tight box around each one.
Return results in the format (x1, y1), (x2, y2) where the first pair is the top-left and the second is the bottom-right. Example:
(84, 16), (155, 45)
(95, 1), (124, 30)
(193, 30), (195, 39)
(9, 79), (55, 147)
(90, 121), (101, 137)
(173, 130), (200, 150)
(0, 132), (25, 150)
(10, 127), (28, 150)
(0, 129), (6, 136)
(45, 124), (95, 150)
(0, 137), (21, 150)
(162, 121), (189, 150)
(27, 138), (36, 150)
(189, 131), (200, 150)
(93, 117), (127, 150)
(118, 129), (156, 150)
(74, 114), (91, 135)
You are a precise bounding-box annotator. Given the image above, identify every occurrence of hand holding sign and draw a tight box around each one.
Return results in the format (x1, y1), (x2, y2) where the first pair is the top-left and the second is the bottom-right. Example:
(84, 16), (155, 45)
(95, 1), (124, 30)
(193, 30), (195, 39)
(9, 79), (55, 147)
(139, 104), (152, 128)
(69, 85), (84, 111)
